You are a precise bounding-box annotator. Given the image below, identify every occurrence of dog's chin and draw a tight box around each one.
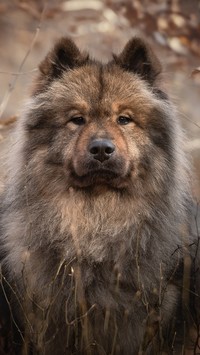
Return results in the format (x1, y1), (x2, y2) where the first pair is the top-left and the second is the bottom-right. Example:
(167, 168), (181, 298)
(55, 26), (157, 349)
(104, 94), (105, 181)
(69, 169), (130, 191)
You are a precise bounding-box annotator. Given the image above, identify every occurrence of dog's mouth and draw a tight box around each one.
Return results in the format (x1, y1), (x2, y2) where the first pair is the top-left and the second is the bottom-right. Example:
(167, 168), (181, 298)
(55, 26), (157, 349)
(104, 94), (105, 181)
(69, 168), (129, 189)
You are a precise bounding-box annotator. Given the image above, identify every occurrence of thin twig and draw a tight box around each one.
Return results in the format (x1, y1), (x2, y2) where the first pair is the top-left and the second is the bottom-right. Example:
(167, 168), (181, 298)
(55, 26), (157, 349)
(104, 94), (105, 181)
(0, 268), (25, 343)
(0, 68), (38, 76)
(0, 3), (47, 118)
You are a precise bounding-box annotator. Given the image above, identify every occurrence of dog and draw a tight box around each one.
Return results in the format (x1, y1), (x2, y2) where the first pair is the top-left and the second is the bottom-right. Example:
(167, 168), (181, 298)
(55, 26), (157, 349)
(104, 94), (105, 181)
(0, 37), (198, 354)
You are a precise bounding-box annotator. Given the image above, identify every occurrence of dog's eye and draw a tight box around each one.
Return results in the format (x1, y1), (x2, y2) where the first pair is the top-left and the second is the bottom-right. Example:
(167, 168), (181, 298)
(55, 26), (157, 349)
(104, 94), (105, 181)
(70, 117), (85, 125)
(117, 116), (132, 125)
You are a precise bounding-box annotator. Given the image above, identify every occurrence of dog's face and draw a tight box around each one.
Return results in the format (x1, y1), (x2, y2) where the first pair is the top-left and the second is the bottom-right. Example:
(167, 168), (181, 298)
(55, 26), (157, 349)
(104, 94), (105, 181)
(24, 38), (175, 196)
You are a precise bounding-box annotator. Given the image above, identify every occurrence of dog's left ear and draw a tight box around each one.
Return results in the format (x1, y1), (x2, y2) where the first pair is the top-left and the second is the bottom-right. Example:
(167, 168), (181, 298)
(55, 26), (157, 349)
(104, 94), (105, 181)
(113, 38), (162, 84)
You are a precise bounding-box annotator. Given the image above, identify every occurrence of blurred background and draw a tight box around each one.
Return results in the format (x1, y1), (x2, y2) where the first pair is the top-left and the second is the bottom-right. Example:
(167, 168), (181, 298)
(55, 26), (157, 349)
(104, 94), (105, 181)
(0, 0), (200, 199)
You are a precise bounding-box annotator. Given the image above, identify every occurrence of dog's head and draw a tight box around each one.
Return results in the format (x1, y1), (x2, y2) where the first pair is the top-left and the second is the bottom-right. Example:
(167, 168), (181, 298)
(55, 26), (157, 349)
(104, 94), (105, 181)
(23, 37), (175, 196)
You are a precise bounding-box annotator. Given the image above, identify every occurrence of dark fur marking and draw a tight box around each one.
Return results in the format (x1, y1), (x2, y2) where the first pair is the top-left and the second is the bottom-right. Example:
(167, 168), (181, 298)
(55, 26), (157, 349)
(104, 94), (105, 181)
(113, 37), (162, 84)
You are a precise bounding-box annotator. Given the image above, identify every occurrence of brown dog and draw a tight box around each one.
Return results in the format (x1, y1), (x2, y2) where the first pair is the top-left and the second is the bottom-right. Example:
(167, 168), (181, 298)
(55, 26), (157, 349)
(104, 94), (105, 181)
(0, 37), (198, 354)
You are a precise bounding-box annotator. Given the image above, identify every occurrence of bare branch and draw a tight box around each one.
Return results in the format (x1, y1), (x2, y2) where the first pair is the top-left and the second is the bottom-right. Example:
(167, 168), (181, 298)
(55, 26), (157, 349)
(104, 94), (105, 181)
(0, 3), (47, 119)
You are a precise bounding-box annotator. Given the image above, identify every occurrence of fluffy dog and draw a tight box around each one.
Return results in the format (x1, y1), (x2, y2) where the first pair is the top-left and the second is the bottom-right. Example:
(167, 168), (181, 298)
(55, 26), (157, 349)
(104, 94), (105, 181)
(0, 37), (198, 354)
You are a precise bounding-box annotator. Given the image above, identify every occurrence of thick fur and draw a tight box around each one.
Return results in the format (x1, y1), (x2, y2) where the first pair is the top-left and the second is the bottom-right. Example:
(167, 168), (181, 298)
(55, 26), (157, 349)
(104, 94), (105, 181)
(0, 38), (198, 354)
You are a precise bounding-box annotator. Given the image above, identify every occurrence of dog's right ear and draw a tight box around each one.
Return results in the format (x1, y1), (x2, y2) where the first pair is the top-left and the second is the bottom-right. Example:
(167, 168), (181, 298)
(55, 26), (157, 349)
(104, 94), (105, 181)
(39, 37), (89, 78)
(32, 37), (89, 95)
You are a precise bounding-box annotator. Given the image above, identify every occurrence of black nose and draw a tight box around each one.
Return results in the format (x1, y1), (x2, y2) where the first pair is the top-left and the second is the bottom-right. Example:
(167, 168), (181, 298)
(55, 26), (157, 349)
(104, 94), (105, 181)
(89, 139), (115, 162)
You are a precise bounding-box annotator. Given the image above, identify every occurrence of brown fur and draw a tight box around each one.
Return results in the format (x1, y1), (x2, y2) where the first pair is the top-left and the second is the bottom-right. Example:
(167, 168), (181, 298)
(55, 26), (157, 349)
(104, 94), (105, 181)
(0, 37), (198, 354)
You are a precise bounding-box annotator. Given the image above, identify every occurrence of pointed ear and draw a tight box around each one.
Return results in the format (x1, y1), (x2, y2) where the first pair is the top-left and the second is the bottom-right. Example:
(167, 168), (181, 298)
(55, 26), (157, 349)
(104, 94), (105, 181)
(39, 37), (89, 78)
(113, 38), (162, 84)
(31, 37), (89, 95)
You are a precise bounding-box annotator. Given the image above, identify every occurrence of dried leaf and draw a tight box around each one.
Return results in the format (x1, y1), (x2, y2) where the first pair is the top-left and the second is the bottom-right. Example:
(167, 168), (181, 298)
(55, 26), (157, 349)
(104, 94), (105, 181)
(167, 37), (188, 55)
(153, 32), (167, 46)
(61, 0), (103, 12)
(157, 17), (168, 31)
(191, 67), (200, 84)
(171, 14), (186, 28)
